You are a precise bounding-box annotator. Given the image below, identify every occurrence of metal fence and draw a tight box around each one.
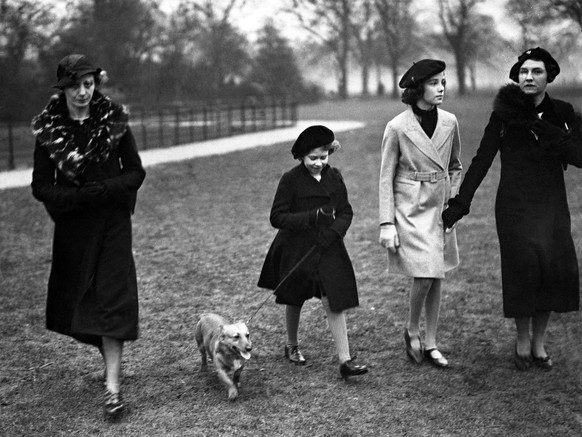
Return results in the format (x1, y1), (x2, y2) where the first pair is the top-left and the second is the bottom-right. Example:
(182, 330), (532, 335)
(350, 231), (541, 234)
(0, 97), (297, 171)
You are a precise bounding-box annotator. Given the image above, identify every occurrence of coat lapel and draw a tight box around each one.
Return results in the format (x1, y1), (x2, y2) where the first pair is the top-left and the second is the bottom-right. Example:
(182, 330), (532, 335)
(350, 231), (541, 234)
(402, 107), (445, 169)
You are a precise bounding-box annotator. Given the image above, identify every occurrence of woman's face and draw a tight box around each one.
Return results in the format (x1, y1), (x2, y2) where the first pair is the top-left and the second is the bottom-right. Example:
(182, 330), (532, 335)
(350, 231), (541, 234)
(418, 72), (446, 110)
(63, 73), (96, 112)
(302, 146), (329, 176)
(518, 59), (548, 98)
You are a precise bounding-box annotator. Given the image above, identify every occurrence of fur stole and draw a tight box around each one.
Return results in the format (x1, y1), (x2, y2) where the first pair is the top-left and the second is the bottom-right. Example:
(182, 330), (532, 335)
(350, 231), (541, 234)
(31, 90), (128, 182)
(492, 83), (538, 126)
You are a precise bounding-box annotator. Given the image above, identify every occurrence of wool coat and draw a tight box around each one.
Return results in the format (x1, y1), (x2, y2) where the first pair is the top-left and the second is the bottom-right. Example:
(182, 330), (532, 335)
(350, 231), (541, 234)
(31, 93), (145, 346)
(453, 84), (581, 317)
(257, 163), (359, 312)
(379, 106), (463, 278)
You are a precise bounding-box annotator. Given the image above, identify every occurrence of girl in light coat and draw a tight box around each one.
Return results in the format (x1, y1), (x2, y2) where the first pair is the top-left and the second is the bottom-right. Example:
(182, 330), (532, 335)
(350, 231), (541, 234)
(378, 59), (462, 367)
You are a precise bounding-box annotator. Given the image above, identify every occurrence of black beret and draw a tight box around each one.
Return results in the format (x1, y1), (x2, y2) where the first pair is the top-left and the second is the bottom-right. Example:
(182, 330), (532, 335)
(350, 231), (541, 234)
(399, 59), (446, 89)
(291, 125), (335, 159)
(509, 47), (560, 83)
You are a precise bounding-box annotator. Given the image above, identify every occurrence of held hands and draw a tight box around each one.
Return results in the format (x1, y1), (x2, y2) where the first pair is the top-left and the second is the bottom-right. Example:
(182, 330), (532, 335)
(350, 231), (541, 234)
(442, 199), (467, 230)
(379, 224), (399, 253)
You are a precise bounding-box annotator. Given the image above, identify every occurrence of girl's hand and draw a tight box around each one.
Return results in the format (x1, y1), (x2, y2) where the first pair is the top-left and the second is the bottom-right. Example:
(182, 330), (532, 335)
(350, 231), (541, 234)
(379, 224), (400, 253)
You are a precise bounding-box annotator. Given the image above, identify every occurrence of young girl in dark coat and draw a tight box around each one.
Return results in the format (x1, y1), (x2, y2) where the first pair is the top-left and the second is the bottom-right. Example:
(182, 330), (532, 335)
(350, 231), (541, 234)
(258, 125), (368, 378)
(31, 54), (145, 419)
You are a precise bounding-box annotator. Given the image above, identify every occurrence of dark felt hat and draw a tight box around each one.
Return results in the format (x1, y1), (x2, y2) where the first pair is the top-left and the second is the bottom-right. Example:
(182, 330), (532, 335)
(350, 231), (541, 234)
(509, 47), (560, 83)
(399, 59), (446, 89)
(55, 54), (101, 88)
(291, 125), (338, 159)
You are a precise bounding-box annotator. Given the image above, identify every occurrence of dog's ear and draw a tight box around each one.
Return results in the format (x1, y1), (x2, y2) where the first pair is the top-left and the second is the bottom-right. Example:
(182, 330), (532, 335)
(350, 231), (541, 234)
(218, 325), (226, 341)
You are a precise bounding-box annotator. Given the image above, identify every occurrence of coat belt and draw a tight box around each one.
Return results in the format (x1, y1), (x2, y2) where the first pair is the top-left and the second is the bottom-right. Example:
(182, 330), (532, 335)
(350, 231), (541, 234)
(397, 170), (448, 183)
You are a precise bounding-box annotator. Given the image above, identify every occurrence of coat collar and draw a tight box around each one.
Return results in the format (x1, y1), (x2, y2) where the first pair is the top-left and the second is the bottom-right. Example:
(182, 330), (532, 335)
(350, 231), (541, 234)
(402, 106), (450, 169)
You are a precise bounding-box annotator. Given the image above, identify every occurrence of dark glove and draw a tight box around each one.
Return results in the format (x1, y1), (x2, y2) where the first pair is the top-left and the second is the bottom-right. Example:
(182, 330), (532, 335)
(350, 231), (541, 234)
(310, 205), (335, 228)
(531, 119), (566, 149)
(442, 198), (469, 229)
(78, 182), (108, 205)
(317, 228), (339, 248)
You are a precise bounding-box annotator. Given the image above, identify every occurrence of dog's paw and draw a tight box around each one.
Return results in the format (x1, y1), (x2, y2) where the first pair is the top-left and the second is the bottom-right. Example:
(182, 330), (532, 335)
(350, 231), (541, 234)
(227, 387), (238, 401)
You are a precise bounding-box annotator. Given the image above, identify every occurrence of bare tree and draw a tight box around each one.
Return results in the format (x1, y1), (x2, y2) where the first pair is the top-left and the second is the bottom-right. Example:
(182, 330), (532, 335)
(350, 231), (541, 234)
(0, 0), (53, 118)
(350, 0), (376, 97)
(179, 0), (250, 97)
(289, 0), (353, 99)
(374, 0), (416, 98)
(464, 14), (505, 91)
(505, 0), (580, 60)
(505, 0), (551, 50)
(553, 0), (582, 31)
(437, 0), (482, 95)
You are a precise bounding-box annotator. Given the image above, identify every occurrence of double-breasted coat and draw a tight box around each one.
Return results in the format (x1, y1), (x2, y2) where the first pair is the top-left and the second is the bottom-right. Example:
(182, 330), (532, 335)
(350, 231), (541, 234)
(31, 92), (145, 346)
(379, 106), (463, 278)
(453, 84), (581, 317)
(258, 163), (359, 312)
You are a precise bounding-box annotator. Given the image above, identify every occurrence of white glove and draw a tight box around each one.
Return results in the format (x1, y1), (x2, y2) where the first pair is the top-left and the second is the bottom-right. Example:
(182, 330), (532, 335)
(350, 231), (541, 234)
(379, 224), (400, 253)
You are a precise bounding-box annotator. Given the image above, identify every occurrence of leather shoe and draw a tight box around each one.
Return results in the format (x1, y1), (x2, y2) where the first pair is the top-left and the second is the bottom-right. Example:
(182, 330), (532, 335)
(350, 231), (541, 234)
(404, 328), (423, 364)
(284, 345), (306, 366)
(514, 344), (532, 371)
(532, 353), (553, 371)
(424, 348), (449, 368)
(340, 359), (368, 379)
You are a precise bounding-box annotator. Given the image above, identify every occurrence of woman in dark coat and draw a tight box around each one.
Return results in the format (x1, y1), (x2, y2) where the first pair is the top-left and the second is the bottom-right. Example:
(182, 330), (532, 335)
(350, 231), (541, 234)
(258, 125), (368, 378)
(31, 54), (145, 419)
(442, 47), (582, 370)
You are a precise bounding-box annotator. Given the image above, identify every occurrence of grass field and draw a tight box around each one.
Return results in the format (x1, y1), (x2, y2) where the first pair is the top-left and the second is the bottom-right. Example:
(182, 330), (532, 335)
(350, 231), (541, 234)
(1, 92), (582, 436)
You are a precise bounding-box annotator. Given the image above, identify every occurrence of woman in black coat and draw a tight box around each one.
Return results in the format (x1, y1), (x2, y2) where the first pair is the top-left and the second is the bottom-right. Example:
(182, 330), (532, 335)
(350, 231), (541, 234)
(442, 48), (582, 370)
(31, 54), (145, 419)
(258, 125), (367, 378)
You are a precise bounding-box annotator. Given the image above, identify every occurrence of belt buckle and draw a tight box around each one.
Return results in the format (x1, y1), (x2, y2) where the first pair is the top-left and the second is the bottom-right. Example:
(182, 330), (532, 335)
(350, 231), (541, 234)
(429, 172), (438, 183)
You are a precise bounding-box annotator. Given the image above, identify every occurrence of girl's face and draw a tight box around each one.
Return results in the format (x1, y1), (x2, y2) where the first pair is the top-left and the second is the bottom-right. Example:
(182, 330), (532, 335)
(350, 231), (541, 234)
(518, 59), (548, 98)
(418, 71), (446, 110)
(302, 146), (329, 176)
(63, 73), (95, 112)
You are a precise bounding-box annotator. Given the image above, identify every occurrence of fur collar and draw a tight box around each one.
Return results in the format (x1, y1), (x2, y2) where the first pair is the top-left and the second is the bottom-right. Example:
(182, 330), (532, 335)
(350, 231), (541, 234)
(32, 90), (128, 183)
(493, 83), (539, 125)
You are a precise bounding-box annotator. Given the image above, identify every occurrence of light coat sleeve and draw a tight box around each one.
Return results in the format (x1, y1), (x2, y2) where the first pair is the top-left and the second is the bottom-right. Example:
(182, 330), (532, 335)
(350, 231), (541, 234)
(379, 123), (399, 225)
(448, 117), (463, 199)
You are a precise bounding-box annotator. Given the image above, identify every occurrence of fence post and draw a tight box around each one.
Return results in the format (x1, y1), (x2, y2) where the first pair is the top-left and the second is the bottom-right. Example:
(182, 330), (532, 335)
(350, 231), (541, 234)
(282, 97), (288, 126)
(7, 120), (15, 170)
(140, 109), (148, 150)
(174, 107), (180, 146)
(158, 109), (164, 147)
(227, 105), (233, 136)
(216, 104), (222, 138)
(202, 106), (208, 140)
(240, 101), (246, 133)
(189, 107), (195, 142)
(272, 97), (278, 127)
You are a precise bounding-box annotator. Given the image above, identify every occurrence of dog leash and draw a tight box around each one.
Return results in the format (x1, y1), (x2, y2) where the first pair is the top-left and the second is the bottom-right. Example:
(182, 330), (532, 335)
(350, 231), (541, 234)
(246, 245), (318, 325)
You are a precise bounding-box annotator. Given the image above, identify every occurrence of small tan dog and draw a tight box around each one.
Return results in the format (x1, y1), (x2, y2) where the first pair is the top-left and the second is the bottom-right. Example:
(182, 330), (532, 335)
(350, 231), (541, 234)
(194, 313), (252, 401)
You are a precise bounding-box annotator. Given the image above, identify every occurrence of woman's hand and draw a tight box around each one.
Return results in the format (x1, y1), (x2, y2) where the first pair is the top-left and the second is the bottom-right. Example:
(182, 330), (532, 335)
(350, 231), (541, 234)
(379, 224), (399, 253)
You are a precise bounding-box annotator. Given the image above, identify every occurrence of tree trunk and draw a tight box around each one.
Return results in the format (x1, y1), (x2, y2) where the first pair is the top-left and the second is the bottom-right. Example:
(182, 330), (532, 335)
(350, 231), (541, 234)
(391, 59), (399, 99)
(455, 54), (466, 96)
(361, 62), (370, 97)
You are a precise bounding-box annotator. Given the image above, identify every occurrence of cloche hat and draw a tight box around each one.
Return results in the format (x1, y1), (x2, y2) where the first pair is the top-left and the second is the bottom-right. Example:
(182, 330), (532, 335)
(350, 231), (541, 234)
(55, 54), (101, 88)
